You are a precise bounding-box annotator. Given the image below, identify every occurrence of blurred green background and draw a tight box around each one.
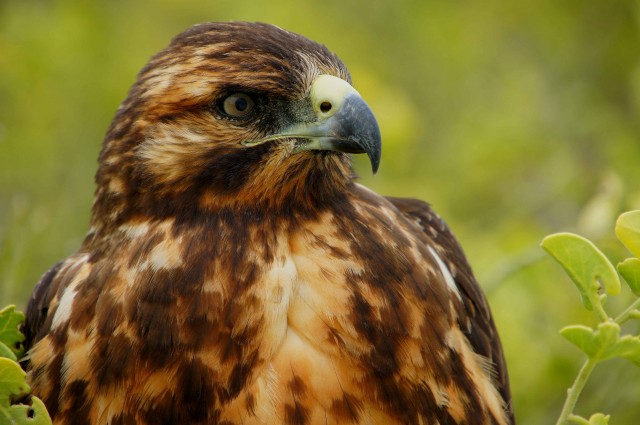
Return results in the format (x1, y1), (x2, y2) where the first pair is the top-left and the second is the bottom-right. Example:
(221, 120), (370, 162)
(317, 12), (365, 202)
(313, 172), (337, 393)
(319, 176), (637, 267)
(2, 0), (640, 423)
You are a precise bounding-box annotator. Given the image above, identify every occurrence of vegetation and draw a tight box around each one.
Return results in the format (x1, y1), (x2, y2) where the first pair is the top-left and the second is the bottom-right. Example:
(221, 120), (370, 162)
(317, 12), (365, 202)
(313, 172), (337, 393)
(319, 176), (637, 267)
(0, 306), (51, 424)
(542, 211), (640, 424)
(1, 1), (639, 423)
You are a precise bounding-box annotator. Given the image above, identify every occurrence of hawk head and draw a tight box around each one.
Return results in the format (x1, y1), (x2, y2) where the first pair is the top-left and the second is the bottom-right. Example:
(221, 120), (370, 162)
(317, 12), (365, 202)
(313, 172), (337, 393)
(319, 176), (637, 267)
(92, 22), (381, 231)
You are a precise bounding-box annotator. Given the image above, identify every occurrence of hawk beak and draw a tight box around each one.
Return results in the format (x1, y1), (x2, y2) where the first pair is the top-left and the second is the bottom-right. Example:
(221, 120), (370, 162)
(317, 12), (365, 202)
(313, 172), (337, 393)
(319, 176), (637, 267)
(292, 75), (381, 174)
(245, 75), (382, 173)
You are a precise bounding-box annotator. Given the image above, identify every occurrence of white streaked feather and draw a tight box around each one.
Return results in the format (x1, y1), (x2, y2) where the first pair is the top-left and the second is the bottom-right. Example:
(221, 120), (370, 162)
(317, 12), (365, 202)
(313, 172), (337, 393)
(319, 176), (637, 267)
(51, 286), (78, 330)
(427, 246), (462, 301)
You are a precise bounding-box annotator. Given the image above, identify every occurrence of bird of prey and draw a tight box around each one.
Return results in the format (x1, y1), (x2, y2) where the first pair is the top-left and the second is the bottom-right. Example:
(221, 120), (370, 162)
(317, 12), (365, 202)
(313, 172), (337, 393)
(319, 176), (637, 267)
(22, 22), (514, 425)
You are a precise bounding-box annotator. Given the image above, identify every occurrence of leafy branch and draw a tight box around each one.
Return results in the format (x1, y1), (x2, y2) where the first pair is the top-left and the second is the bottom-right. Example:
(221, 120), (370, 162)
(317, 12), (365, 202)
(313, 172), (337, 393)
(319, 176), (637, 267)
(542, 210), (640, 425)
(0, 305), (51, 425)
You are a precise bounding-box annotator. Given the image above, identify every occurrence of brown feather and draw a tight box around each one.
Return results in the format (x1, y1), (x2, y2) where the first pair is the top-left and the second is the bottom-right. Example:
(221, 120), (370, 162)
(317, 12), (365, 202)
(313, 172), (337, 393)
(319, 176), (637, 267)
(24, 22), (513, 425)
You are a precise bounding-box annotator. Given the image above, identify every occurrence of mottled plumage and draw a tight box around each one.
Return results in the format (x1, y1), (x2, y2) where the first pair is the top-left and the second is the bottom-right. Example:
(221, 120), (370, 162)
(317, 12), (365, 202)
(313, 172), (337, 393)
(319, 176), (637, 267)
(23, 22), (514, 424)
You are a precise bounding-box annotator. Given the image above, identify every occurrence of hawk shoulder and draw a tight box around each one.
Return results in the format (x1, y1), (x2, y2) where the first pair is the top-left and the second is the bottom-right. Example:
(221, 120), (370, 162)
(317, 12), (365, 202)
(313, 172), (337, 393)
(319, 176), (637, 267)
(23, 260), (64, 353)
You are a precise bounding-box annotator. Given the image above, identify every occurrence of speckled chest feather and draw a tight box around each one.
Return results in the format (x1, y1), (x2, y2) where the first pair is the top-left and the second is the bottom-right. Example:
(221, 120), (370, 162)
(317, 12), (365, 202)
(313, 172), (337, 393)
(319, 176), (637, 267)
(25, 185), (509, 425)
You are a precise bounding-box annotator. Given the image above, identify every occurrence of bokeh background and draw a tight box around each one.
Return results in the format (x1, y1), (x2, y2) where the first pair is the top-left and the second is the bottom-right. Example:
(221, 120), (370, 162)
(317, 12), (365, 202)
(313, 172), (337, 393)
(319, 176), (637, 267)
(2, 1), (640, 423)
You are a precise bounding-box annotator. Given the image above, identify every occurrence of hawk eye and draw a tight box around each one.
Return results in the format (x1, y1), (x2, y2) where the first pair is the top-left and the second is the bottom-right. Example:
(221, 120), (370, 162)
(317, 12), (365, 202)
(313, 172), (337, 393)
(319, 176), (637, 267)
(221, 93), (255, 118)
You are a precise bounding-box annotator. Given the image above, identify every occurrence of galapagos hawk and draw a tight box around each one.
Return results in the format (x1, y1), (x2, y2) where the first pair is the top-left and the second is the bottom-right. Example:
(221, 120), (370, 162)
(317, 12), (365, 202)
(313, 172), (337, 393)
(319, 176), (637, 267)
(22, 22), (514, 425)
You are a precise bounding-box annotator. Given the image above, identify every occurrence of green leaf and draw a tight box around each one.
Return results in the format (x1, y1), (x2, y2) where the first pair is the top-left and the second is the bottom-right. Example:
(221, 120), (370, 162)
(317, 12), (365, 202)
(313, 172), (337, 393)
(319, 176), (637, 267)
(587, 413), (610, 425)
(568, 414), (590, 425)
(560, 321), (617, 359)
(590, 322), (621, 361)
(608, 335), (640, 366)
(616, 210), (640, 258)
(0, 306), (26, 360)
(617, 258), (640, 296)
(0, 357), (29, 397)
(541, 233), (621, 311)
(0, 342), (17, 362)
(0, 356), (30, 412)
(5, 395), (52, 425)
(560, 321), (640, 365)
(561, 325), (598, 356)
(0, 357), (52, 424)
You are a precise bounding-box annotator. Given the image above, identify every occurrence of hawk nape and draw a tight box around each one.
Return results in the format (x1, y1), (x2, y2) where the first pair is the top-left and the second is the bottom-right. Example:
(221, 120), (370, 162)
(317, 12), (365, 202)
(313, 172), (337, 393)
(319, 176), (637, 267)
(22, 22), (514, 425)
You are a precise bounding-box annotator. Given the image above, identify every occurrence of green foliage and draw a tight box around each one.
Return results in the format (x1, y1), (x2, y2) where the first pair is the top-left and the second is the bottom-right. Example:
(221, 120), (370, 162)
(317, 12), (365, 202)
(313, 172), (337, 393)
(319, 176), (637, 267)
(541, 234), (619, 315)
(570, 413), (610, 425)
(616, 258), (640, 297)
(615, 211), (640, 258)
(560, 322), (640, 365)
(0, 307), (25, 362)
(542, 211), (640, 425)
(0, 306), (51, 425)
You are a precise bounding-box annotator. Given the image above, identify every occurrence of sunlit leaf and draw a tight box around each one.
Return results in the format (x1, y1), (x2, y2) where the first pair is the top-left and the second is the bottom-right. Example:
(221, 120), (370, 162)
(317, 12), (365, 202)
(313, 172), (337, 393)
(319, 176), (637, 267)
(617, 258), (640, 296)
(0, 342), (17, 362)
(560, 321), (619, 360)
(541, 233), (621, 310)
(616, 210), (640, 258)
(608, 335), (640, 367)
(6, 395), (52, 425)
(560, 321), (640, 365)
(587, 413), (610, 425)
(629, 310), (640, 321)
(561, 325), (599, 357)
(0, 306), (25, 360)
(586, 322), (620, 361)
(0, 357), (30, 414)
(0, 357), (52, 424)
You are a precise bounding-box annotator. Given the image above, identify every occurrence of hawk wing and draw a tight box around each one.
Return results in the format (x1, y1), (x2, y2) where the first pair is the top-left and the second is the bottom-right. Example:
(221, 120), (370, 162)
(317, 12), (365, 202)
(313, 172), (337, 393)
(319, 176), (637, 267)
(22, 261), (64, 355)
(387, 196), (514, 422)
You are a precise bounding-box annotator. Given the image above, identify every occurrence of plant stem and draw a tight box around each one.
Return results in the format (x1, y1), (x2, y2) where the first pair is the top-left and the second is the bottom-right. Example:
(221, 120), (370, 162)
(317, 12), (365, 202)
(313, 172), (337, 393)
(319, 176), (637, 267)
(555, 358), (598, 425)
(592, 297), (609, 323)
(614, 298), (640, 324)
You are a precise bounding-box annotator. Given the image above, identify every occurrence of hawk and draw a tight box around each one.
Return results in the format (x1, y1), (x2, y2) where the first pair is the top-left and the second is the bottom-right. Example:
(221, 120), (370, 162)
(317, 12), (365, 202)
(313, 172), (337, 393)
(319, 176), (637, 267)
(22, 22), (514, 424)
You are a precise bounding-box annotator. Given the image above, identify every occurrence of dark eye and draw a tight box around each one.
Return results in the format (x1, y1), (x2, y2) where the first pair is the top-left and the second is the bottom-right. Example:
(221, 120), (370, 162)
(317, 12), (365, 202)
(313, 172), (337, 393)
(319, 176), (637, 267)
(221, 93), (255, 118)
